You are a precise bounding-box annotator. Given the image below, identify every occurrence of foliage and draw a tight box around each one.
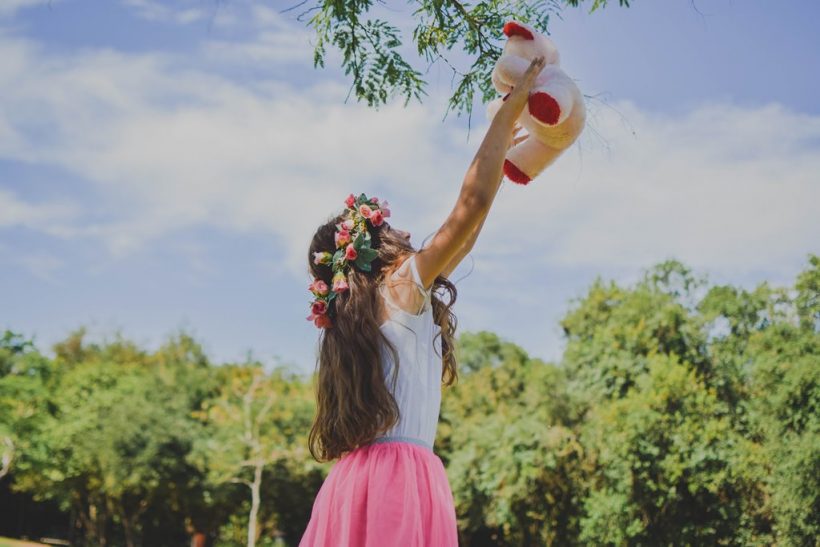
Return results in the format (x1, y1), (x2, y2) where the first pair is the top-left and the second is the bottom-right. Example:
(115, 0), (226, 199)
(293, 0), (629, 125)
(1, 254), (817, 545)
(188, 363), (316, 547)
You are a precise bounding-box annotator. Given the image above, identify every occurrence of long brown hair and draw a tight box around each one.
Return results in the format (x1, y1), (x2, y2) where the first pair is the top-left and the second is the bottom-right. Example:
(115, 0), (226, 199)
(306, 211), (459, 462)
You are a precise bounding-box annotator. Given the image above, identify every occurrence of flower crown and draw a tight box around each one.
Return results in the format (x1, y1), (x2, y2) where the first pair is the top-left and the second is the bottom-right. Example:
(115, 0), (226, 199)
(307, 192), (391, 329)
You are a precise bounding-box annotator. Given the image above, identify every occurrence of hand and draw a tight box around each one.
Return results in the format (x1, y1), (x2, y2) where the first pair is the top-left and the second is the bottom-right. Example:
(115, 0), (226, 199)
(502, 56), (545, 113)
(508, 124), (528, 151)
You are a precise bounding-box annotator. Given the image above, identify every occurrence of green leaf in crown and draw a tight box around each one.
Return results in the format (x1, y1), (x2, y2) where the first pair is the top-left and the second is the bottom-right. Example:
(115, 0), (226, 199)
(353, 231), (365, 249)
(355, 257), (372, 272)
(358, 247), (378, 262)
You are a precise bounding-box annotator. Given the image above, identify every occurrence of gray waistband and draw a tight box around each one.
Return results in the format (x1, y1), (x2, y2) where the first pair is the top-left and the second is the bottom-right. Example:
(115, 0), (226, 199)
(369, 435), (433, 451)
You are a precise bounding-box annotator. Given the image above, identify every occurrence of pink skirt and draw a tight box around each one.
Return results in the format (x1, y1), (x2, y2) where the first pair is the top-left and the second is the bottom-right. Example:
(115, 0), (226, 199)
(298, 438), (459, 546)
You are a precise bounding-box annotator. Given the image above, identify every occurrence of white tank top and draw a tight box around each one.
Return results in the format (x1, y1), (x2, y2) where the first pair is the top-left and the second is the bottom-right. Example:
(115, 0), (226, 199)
(374, 253), (443, 451)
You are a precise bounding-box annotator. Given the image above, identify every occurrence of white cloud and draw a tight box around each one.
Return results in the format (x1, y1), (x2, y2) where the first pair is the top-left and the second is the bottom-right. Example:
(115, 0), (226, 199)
(120, 0), (207, 25)
(0, 32), (466, 270)
(0, 187), (81, 237)
(11, 252), (65, 284)
(0, 28), (817, 292)
(478, 99), (820, 282)
(202, 27), (315, 66)
(0, 0), (57, 17)
(197, 3), (319, 67)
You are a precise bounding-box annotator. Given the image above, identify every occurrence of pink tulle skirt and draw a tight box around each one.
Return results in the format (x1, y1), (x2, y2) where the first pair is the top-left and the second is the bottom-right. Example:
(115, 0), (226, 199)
(298, 438), (459, 546)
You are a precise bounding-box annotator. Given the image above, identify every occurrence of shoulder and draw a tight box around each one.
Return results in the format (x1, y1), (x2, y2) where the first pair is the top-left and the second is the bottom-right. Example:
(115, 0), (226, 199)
(382, 253), (432, 316)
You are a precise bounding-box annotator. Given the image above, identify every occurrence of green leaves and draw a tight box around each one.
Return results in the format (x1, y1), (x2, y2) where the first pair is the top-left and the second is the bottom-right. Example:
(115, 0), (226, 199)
(305, 5), (427, 109)
(353, 249), (378, 271)
(331, 248), (344, 267)
(438, 254), (820, 545)
(5, 252), (818, 545)
(352, 229), (378, 271)
(296, 0), (629, 124)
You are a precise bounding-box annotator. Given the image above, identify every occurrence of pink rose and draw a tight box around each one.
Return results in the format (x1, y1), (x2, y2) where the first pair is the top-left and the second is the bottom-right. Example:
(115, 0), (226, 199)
(369, 209), (384, 226)
(358, 204), (372, 218)
(371, 197), (379, 204)
(345, 243), (358, 261)
(345, 193), (356, 208)
(314, 314), (333, 329)
(332, 271), (349, 292)
(311, 300), (327, 316)
(313, 251), (332, 265)
(309, 279), (329, 296)
(334, 229), (351, 248)
(341, 218), (355, 231)
(380, 200), (391, 218)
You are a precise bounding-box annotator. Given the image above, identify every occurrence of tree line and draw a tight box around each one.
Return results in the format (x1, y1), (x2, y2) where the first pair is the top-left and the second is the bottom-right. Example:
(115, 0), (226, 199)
(1, 255), (817, 546)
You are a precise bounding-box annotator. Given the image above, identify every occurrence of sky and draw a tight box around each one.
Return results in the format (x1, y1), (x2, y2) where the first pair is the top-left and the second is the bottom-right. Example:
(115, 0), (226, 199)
(1, 0), (818, 377)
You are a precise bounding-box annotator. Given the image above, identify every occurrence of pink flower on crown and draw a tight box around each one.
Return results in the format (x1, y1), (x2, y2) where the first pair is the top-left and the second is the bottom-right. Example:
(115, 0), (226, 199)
(332, 271), (349, 292)
(308, 279), (329, 297)
(369, 209), (384, 226)
(371, 197), (379, 204)
(345, 243), (358, 261)
(307, 299), (333, 328)
(313, 251), (332, 265)
(345, 193), (356, 208)
(340, 218), (355, 231)
(335, 229), (351, 248)
(314, 314), (333, 329)
(358, 204), (373, 219)
(310, 300), (327, 316)
(380, 200), (391, 218)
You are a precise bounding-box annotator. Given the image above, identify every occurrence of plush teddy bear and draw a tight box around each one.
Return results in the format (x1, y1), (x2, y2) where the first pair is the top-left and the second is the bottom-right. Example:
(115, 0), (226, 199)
(486, 20), (586, 185)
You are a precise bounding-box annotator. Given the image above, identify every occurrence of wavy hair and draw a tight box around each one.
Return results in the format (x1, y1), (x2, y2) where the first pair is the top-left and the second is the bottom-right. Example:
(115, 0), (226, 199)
(306, 211), (459, 462)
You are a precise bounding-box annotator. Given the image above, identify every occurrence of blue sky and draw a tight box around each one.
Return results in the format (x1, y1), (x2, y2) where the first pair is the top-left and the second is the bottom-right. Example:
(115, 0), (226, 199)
(1, 0), (818, 376)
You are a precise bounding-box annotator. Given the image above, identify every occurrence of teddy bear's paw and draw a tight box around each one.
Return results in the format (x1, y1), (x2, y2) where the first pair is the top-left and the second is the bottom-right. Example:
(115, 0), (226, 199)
(504, 159), (532, 185)
(529, 91), (561, 126)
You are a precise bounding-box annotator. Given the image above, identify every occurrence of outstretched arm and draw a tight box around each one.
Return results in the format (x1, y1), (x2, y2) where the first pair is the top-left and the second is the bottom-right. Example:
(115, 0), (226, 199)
(439, 125), (527, 279)
(413, 57), (545, 290)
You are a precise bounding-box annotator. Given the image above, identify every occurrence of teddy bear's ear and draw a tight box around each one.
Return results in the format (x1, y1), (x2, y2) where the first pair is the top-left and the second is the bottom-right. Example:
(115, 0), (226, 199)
(503, 20), (534, 40)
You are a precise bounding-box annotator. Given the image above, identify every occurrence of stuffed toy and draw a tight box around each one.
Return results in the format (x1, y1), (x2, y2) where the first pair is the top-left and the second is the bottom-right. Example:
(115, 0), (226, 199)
(486, 20), (586, 185)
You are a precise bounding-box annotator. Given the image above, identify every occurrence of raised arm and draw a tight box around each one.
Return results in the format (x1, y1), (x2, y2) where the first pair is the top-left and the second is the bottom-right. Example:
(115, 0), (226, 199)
(414, 56), (545, 289)
(439, 124), (528, 278)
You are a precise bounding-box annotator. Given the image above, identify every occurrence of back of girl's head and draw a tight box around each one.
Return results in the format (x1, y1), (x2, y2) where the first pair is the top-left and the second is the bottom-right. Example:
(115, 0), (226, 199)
(306, 207), (459, 462)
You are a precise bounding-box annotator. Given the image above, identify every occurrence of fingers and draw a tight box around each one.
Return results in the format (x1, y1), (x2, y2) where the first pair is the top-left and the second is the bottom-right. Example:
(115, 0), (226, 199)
(523, 56), (545, 84)
(528, 55), (545, 72)
(502, 56), (546, 113)
(507, 132), (529, 151)
(510, 56), (545, 96)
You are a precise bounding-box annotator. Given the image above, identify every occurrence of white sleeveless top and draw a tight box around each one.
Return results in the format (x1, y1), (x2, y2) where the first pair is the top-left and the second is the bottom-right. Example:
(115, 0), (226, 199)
(374, 253), (443, 451)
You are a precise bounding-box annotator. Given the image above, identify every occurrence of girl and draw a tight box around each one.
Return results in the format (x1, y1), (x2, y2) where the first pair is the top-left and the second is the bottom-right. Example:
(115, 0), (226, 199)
(299, 55), (546, 547)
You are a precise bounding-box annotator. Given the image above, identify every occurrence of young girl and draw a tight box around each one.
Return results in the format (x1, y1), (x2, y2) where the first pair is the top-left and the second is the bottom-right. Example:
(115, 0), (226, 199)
(299, 55), (546, 547)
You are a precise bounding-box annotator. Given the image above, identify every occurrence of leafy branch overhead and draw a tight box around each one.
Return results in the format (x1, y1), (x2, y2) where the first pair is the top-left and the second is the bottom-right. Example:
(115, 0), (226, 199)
(290, 0), (629, 123)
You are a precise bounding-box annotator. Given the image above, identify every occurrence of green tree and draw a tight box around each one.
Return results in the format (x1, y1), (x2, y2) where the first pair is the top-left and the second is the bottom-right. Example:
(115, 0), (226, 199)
(0, 330), (52, 481)
(560, 255), (819, 545)
(578, 354), (760, 545)
(5, 329), (225, 546)
(189, 362), (315, 547)
(441, 331), (583, 545)
(744, 256), (819, 544)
